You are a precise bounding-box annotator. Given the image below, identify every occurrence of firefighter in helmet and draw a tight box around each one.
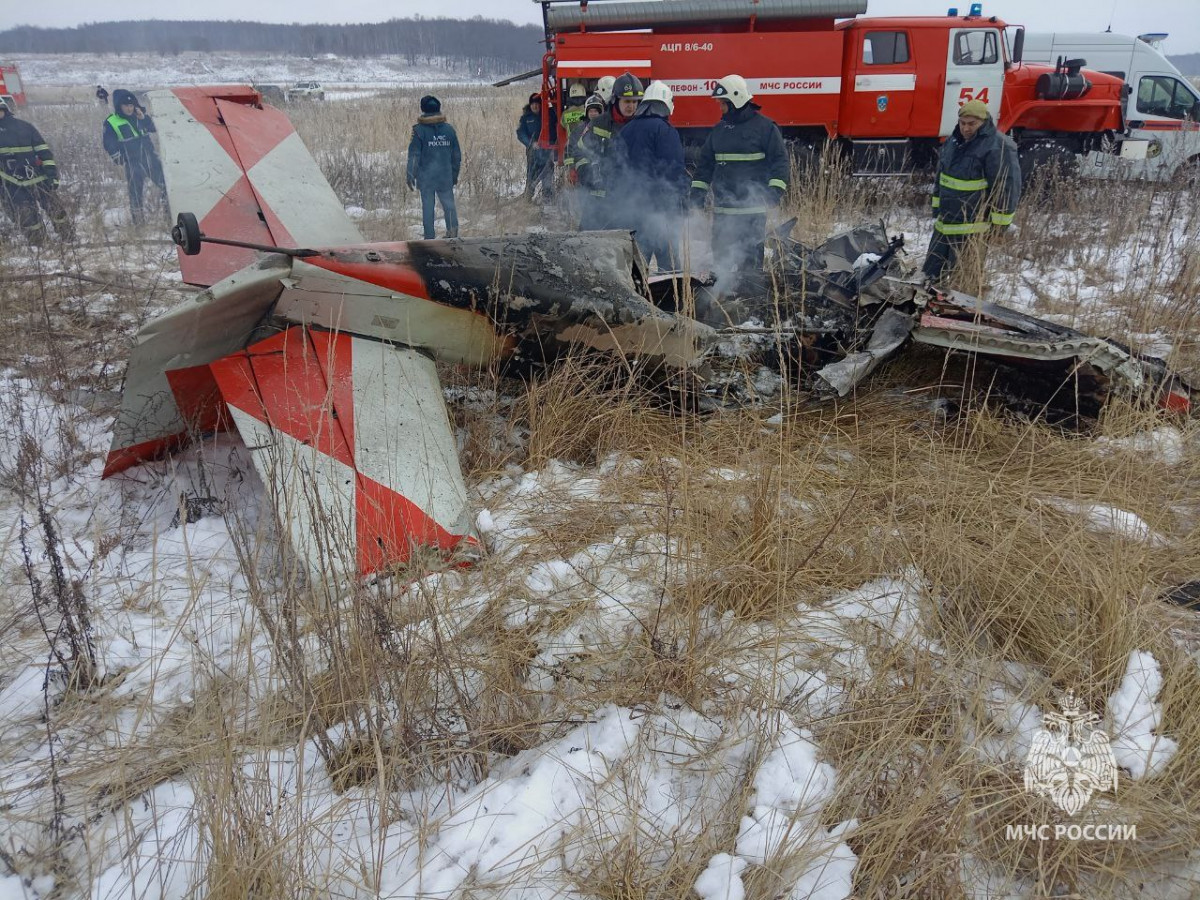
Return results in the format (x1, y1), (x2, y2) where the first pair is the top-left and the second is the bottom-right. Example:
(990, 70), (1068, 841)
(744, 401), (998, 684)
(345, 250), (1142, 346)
(574, 72), (643, 230)
(0, 102), (74, 245)
(613, 80), (687, 270)
(594, 75), (616, 107)
(690, 74), (789, 278)
(923, 99), (1021, 290)
(564, 92), (606, 229)
(560, 82), (589, 132)
(103, 89), (167, 225)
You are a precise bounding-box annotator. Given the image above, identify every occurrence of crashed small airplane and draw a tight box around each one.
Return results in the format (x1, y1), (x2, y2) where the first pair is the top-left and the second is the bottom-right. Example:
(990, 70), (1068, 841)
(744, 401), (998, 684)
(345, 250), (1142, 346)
(104, 86), (1195, 581)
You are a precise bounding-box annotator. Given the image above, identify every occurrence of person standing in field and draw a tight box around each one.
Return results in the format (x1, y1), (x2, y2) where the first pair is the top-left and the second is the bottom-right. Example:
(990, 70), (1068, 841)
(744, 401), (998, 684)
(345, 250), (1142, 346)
(0, 102), (74, 245)
(564, 92), (605, 229)
(923, 98), (1021, 291)
(95, 85), (109, 105)
(103, 89), (167, 225)
(689, 74), (789, 278)
(612, 80), (687, 270)
(406, 94), (461, 239)
(574, 72), (643, 230)
(517, 92), (556, 202)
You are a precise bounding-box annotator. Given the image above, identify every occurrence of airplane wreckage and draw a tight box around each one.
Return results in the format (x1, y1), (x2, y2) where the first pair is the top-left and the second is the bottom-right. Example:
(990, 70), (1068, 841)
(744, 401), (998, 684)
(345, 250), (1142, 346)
(104, 86), (1196, 580)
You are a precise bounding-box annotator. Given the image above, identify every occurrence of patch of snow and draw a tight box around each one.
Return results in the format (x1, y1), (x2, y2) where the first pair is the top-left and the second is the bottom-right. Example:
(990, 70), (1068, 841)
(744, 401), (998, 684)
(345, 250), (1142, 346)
(1107, 651), (1178, 780)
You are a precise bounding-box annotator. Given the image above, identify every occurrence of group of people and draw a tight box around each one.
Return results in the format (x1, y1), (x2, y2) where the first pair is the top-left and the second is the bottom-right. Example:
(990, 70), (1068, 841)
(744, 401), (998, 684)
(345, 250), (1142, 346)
(9, 78), (1020, 289)
(508, 72), (1020, 286)
(1, 86), (167, 246)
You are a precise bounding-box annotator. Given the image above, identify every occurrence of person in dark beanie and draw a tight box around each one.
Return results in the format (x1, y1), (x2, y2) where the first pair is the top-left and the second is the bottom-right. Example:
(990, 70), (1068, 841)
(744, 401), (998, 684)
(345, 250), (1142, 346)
(0, 102), (74, 245)
(517, 92), (556, 202)
(406, 95), (461, 239)
(102, 89), (167, 225)
(95, 85), (109, 105)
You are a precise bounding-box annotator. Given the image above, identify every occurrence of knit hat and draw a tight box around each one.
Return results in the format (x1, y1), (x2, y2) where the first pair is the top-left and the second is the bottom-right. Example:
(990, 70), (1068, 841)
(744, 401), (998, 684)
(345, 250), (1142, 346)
(958, 99), (989, 120)
(420, 95), (441, 115)
(113, 89), (138, 110)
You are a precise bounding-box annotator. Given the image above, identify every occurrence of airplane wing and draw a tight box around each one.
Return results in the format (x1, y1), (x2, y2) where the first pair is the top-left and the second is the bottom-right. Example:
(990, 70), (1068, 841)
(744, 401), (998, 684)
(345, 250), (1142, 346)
(148, 86), (363, 287)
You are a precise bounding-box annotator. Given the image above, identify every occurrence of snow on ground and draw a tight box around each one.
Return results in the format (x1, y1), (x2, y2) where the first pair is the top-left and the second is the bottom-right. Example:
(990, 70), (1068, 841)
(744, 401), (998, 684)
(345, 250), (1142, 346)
(12, 52), (492, 91)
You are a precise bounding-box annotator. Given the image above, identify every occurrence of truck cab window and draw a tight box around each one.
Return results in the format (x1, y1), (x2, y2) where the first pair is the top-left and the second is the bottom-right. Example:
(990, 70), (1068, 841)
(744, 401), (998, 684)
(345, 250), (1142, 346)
(1137, 75), (1198, 120)
(953, 30), (999, 66)
(863, 32), (909, 66)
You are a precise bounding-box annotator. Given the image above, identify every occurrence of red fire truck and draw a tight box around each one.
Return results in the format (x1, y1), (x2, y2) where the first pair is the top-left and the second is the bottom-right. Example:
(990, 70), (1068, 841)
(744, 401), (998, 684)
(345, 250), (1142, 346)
(535, 0), (1125, 178)
(0, 62), (27, 109)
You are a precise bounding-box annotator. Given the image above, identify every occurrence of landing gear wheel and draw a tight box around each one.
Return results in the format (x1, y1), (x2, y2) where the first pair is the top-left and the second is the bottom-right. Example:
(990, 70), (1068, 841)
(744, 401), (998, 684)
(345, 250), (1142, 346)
(172, 212), (202, 255)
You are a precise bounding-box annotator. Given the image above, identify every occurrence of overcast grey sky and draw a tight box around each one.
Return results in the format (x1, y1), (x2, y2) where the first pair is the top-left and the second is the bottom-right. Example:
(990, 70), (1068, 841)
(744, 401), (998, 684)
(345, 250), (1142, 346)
(25, 0), (1200, 54)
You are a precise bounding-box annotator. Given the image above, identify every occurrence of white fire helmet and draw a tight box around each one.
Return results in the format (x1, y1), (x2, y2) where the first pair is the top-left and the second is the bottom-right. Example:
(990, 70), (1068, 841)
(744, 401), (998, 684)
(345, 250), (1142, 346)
(568, 82), (587, 99)
(595, 75), (616, 104)
(642, 80), (675, 115)
(712, 74), (753, 109)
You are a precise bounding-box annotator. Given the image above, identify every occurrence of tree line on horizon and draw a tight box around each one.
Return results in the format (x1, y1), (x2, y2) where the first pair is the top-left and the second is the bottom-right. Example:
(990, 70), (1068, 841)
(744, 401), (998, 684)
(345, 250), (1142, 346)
(0, 17), (545, 73)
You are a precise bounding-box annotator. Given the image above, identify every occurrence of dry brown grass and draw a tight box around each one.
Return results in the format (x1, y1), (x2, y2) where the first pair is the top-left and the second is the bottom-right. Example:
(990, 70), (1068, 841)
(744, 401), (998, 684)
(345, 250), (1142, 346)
(2, 88), (1200, 900)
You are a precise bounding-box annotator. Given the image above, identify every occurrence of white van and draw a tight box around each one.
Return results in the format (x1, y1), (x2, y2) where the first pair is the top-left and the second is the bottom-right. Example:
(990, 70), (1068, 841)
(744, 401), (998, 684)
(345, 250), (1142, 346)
(1023, 31), (1200, 181)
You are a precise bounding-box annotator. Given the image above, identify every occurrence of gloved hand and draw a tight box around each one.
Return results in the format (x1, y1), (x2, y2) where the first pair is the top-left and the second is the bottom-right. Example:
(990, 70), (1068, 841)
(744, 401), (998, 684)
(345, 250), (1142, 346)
(405, 173), (416, 190)
(689, 186), (707, 210)
(768, 184), (785, 207)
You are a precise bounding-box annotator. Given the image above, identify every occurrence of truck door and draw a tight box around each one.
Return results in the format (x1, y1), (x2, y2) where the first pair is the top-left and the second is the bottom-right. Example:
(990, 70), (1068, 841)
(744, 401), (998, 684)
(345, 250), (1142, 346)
(940, 28), (1005, 136)
(848, 29), (916, 137)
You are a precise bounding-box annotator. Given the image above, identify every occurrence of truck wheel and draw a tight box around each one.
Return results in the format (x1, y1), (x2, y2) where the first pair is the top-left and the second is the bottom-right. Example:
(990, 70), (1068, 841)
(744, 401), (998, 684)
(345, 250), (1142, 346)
(1018, 140), (1077, 188)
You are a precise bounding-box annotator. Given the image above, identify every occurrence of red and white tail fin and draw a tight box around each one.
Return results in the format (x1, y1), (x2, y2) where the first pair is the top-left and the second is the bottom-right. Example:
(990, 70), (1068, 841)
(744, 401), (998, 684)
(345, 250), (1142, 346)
(209, 327), (477, 577)
(149, 86), (362, 287)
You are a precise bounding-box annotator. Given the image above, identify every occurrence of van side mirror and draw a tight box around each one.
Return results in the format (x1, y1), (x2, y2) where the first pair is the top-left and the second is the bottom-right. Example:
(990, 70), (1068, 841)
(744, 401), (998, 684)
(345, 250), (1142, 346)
(1012, 27), (1024, 64)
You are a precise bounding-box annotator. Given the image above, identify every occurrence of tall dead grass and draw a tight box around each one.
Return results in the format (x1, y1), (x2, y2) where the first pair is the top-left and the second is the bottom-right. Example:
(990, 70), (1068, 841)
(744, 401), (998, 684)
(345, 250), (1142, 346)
(2, 90), (1200, 899)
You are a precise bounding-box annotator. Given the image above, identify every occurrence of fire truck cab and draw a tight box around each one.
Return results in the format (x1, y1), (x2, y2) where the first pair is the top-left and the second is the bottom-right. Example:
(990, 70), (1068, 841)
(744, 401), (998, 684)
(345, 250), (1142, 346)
(540, 0), (1124, 179)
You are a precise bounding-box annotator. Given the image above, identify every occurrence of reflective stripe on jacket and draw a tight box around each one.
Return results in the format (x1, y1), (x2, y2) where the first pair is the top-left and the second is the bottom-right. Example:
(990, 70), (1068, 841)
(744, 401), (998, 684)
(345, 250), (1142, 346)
(691, 104), (788, 216)
(931, 117), (1021, 235)
(0, 115), (56, 187)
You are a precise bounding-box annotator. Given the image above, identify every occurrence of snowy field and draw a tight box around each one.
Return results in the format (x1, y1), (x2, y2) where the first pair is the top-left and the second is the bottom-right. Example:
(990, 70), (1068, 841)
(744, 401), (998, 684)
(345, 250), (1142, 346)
(1, 80), (1200, 900)
(11, 53), (495, 100)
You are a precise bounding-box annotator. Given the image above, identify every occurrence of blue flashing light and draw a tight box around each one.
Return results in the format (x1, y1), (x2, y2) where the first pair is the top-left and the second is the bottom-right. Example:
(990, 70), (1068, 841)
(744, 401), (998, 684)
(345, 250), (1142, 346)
(969, 2), (983, 14)
(947, 7), (959, 14)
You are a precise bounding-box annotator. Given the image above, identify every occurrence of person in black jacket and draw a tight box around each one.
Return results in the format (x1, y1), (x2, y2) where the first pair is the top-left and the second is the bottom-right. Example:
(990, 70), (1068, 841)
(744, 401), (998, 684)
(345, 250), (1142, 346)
(95, 85), (109, 105)
(575, 72), (643, 231)
(406, 95), (462, 239)
(690, 74), (789, 279)
(923, 99), (1021, 288)
(103, 89), (167, 225)
(612, 80), (687, 271)
(517, 92), (556, 202)
(0, 103), (74, 245)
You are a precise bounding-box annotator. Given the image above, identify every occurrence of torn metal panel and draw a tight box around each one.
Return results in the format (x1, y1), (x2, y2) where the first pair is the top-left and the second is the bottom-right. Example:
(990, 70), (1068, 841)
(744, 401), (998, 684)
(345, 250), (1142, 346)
(815, 307), (916, 397)
(103, 255), (289, 476)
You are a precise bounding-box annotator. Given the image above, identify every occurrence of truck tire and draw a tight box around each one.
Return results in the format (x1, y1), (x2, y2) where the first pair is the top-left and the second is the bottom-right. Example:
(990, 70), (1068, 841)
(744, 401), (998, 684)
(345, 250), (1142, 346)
(1017, 140), (1077, 187)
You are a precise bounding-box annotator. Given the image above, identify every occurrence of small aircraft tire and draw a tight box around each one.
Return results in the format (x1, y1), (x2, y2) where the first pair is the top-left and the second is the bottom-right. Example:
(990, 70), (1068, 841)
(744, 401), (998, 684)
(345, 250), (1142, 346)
(172, 212), (202, 255)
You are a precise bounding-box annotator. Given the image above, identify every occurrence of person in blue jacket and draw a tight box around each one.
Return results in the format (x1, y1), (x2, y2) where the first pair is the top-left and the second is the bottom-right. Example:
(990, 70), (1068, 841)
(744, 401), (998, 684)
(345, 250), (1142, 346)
(406, 95), (461, 239)
(612, 80), (687, 271)
(517, 92), (556, 202)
